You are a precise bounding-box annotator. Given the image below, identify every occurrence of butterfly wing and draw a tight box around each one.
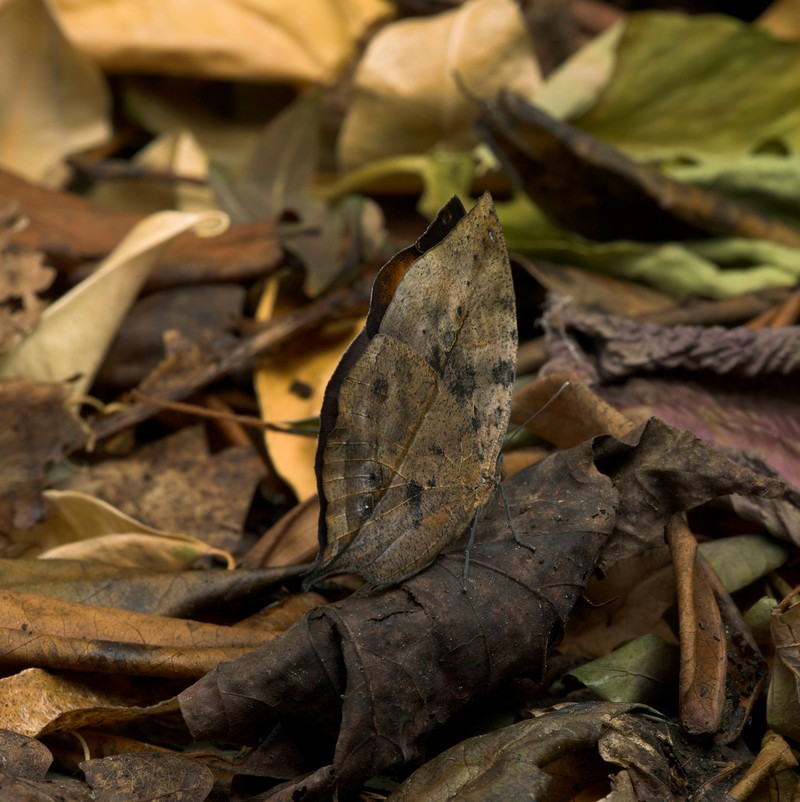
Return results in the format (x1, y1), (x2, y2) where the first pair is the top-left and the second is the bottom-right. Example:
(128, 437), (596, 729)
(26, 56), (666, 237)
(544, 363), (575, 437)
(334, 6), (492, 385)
(307, 193), (516, 587)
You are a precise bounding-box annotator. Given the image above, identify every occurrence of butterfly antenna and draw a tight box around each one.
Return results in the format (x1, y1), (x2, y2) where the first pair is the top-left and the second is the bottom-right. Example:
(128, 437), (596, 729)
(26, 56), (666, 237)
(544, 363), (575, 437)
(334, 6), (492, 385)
(505, 380), (571, 449)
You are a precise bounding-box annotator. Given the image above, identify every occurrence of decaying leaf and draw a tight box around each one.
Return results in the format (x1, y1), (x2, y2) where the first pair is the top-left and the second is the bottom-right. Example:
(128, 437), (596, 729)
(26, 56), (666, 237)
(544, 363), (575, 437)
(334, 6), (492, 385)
(59, 425), (264, 552)
(0, 246), (55, 354)
(307, 193), (517, 587)
(82, 752), (213, 802)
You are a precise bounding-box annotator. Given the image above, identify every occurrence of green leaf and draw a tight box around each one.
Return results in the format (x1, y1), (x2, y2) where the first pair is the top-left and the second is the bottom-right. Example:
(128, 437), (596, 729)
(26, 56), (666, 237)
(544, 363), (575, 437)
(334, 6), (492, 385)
(566, 634), (679, 704)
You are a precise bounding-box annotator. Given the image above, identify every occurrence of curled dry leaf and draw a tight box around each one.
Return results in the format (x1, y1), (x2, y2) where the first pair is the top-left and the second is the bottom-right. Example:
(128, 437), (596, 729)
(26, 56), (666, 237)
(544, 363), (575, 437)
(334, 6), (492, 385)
(0, 209), (228, 395)
(307, 193), (517, 587)
(389, 702), (744, 801)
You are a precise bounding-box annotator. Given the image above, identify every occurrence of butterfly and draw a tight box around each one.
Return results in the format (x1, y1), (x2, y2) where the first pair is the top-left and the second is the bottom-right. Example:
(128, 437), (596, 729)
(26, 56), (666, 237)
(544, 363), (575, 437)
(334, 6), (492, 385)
(304, 193), (517, 588)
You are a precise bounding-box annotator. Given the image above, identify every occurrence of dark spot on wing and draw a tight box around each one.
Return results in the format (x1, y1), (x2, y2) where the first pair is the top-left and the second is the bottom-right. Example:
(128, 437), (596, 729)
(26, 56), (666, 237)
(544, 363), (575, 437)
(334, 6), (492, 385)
(371, 377), (389, 402)
(450, 361), (477, 403)
(406, 479), (424, 527)
(492, 360), (515, 388)
(430, 444), (444, 457)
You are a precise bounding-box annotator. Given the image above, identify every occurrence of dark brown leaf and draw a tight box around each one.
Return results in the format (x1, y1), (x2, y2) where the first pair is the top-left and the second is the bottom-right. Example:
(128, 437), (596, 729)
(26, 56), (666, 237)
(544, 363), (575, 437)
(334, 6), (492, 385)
(478, 91), (800, 247)
(179, 419), (776, 798)
(0, 729), (52, 779)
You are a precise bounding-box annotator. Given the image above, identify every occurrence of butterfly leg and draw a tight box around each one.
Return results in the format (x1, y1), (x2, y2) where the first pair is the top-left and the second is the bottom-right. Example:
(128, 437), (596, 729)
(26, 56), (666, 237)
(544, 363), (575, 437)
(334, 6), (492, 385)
(500, 482), (536, 555)
(461, 511), (482, 591)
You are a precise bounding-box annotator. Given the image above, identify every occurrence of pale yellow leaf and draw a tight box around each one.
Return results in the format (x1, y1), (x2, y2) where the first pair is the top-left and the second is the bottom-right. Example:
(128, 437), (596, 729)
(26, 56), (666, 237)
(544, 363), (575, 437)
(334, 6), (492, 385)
(0, 209), (228, 395)
(0, 0), (110, 187)
(22, 490), (234, 569)
(338, 0), (541, 171)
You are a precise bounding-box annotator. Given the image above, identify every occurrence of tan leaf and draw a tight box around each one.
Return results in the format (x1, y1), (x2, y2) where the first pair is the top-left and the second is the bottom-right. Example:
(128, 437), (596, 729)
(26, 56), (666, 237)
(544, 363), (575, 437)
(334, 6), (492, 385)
(338, 0), (541, 171)
(255, 276), (364, 501)
(0, 0), (110, 186)
(51, 0), (394, 84)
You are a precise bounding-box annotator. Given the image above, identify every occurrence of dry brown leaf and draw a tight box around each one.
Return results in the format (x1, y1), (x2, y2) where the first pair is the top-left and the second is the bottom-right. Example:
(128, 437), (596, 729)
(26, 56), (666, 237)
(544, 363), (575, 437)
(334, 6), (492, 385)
(0, 248), (55, 354)
(240, 496), (320, 569)
(667, 514), (726, 735)
(307, 194), (517, 587)
(0, 668), (179, 738)
(51, 0), (394, 84)
(82, 752), (213, 802)
(60, 426), (263, 552)
(0, 590), (269, 680)
(338, 0), (541, 171)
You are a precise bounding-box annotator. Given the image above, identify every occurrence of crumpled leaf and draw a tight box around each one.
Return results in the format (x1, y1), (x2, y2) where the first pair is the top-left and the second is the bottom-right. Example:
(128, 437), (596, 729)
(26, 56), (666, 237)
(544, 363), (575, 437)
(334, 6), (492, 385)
(338, 0), (541, 172)
(0, 0), (110, 186)
(540, 301), (800, 539)
(178, 419), (776, 798)
(390, 702), (747, 801)
(575, 12), (800, 161)
(0, 244), (55, 354)
(51, 0), (394, 84)
(0, 209), (228, 395)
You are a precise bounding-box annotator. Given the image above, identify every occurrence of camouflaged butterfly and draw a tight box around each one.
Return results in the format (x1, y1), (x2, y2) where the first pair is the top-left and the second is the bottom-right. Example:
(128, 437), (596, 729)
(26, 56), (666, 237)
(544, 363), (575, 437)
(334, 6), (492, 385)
(305, 193), (517, 588)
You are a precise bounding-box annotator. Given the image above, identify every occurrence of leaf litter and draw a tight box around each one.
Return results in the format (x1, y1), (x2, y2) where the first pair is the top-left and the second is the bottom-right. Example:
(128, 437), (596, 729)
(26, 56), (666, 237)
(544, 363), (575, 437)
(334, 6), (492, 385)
(1, 3), (800, 801)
